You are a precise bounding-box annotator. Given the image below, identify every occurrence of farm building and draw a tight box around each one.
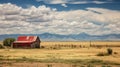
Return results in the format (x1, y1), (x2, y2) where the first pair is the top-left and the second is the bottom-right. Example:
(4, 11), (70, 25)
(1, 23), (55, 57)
(12, 36), (41, 48)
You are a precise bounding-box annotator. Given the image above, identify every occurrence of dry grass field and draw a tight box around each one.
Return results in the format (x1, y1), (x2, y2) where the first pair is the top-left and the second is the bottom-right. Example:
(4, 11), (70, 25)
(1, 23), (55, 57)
(0, 41), (120, 67)
(41, 41), (120, 49)
(41, 41), (120, 46)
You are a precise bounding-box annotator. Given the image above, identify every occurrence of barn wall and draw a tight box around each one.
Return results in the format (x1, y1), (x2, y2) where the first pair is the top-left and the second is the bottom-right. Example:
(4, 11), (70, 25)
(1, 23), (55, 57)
(12, 43), (31, 48)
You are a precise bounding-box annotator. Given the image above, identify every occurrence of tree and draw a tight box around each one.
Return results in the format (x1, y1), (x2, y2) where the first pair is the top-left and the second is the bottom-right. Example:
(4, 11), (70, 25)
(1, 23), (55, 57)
(3, 38), (15, 46)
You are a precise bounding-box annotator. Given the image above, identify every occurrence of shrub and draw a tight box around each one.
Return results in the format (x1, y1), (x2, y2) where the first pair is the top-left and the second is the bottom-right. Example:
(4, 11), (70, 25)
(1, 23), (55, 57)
(97, 48), (113, 56)
(47, 64), (52, 67)
(3, 38), (15, 47)
(107, 48), (113, 55)
(114, 52), (118, 54)
(22, 56), (27, 59)
(40, 46), (45, 49)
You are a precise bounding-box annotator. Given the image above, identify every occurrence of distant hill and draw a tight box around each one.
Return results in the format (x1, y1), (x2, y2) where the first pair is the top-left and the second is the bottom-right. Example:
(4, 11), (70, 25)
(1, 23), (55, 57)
(0, 33), (120, 41)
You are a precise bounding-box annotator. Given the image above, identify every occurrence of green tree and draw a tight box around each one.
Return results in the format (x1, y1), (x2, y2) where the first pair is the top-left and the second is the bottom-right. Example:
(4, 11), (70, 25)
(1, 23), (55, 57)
(3, 38), (15, 46)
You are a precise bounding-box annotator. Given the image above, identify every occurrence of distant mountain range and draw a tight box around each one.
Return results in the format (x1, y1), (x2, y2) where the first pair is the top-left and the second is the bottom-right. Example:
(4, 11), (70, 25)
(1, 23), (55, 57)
(0, 33), (120, 41)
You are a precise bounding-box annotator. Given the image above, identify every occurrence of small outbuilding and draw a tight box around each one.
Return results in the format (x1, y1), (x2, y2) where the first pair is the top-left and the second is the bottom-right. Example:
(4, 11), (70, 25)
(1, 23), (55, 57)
(12, 36), (41, 48)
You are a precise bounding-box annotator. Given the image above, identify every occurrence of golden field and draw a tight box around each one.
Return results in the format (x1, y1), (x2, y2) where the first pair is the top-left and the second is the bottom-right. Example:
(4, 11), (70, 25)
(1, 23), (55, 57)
(0, 41), (120, 67)
(41, 41), (120, 45)
(41, 41), (120, 46)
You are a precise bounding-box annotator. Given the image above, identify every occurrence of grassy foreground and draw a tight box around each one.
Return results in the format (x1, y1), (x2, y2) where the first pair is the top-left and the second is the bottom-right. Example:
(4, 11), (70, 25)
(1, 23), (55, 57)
(0, 48), (120, 65)
(0, 41), (120, 67)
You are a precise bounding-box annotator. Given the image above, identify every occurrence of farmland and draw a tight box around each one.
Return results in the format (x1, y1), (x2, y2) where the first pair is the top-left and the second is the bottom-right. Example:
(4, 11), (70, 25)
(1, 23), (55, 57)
(0, 41), (120, 67)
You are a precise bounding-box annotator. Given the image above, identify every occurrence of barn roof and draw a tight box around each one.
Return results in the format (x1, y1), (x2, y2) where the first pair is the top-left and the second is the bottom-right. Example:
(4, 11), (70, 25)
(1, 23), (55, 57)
(13, 36), (38, 43)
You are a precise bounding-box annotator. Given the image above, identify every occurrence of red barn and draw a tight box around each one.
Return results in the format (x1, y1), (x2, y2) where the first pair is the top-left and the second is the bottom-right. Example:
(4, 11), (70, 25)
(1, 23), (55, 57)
(12, 36), (41, 48)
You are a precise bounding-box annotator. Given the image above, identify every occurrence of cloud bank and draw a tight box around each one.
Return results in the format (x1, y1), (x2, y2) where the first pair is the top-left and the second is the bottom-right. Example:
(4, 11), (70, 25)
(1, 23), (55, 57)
(0, 3), (120, 35)
(36, 0), (111, 4)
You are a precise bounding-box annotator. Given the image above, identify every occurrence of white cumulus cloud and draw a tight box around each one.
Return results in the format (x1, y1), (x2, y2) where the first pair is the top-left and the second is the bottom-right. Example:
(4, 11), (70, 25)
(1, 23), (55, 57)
(61, 4), (67, 7)
(0, 3), (120, 35)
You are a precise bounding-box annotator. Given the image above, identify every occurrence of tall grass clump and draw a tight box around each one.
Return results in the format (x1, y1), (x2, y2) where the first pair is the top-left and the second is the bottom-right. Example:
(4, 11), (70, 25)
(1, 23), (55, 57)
(97, 48), (113, 56)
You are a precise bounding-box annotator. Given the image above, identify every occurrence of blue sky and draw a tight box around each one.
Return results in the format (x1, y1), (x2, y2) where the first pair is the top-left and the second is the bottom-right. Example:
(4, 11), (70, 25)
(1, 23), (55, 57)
(0, 0), (120, 35)
(0, 0), (120, 10)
